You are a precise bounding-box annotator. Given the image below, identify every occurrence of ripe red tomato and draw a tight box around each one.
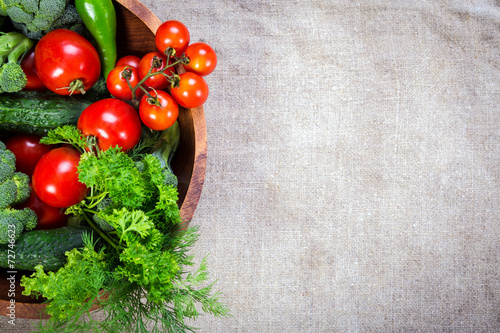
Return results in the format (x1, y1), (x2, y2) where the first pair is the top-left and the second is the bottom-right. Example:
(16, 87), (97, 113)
(138, 52), (174, 90)
(34, 29), (101, 95)
(183, 43), (217, 76)
(20, 47), (47, 91)
(77, 98), (142, 151)
(16, 184), (68, 230)
(32, 147), (88, 208)
(139, 90), (179, 131)
(106, 65), (144, 100)
(155, 20), (190, 57)
(5, 134), (52, 177)
(116, 55), (141, 69)
(170, 72), (209, 109)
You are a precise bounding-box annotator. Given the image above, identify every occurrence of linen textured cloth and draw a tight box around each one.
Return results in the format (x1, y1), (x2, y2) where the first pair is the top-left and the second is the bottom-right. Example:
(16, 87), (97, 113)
(9, 0), (500, 332)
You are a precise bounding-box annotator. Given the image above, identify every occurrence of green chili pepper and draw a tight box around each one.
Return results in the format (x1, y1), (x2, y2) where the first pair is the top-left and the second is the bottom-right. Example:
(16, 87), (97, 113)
(75, 0), (117, 79)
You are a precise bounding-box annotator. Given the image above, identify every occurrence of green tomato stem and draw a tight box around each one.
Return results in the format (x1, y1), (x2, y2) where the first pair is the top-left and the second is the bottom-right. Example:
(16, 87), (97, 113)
(125, 55), (184, 104)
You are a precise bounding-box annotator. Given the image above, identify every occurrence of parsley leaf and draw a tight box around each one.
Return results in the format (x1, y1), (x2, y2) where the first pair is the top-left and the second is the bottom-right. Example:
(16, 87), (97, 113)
(19, 125), (230, 332)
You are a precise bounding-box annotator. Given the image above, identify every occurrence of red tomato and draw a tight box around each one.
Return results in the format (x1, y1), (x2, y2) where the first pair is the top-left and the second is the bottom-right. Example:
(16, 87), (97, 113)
(116, 55), (141, 69)
(139, 90), (179, 131)
(20, 47), (47, 91)
(16, 184), (68, 230)
(5, 134), (52, 177)
(183, 43), (217, 76)
(32, 147), (88, 208)
(34, 29), (101, 95)
(106, 65), (144, 100)
(138, 52), (174, 90)
(77, 98), (142, 151)
(155, 20), (190, 57)
(170, 72), (209, 109)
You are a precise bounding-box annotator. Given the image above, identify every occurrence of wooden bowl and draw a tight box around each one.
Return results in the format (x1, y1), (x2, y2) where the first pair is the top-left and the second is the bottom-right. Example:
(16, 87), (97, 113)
(0, 0), (207, 319)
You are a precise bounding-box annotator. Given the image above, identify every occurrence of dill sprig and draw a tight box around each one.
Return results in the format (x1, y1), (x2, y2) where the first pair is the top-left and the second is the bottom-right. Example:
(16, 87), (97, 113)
(20, 126), (230, 332)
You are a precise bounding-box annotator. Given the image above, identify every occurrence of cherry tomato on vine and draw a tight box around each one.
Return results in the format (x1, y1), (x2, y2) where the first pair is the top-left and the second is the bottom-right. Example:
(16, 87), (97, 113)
(32, 147), (88, 208)
(107, 65), (144, 100)
(4, 134), (52, 177)
(183, 43), (217, 76)
(155, 20), (190, 58)
(20, 47), (47, 91)
(139, 90), (179, 131)
(77, 98), (142, 151)
(16, 184), (68, 230)
(116, 55), (141, 68)
(170, 72), (209, 109)
(138, 51), (174, 90)
(34, 29), (101, 95)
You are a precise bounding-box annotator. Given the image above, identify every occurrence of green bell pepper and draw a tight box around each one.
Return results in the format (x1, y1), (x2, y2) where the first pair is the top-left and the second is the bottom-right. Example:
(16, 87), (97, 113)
(75, 0), (117, 79)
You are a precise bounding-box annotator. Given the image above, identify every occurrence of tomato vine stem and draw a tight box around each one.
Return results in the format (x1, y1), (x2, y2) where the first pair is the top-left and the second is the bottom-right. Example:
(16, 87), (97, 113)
(124, 55), (185, 106)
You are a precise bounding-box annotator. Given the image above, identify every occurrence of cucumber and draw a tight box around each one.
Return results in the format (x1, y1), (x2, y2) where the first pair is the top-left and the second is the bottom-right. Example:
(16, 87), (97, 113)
(0, 226), (93, 271)
(0, 91), (93, 135)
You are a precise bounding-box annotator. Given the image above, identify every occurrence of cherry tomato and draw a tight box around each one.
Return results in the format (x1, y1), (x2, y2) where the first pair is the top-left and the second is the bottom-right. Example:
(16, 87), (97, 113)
(5, 134), (52, 177)
(106, 65), (144, 101)
(170, 72), (209, 109)
(116, 55), (141, 69)
(20, 47), (47, 91)
(183, 43), (217, 76)
(34, 29), (101, 95)
(32, 147), (88, 208)
(139, 90), (179, 131)
(15, 184), (68, 230)
(77, 98), (142, 151)
(138, 52), (174, 90)
(155, 20), (190, 57)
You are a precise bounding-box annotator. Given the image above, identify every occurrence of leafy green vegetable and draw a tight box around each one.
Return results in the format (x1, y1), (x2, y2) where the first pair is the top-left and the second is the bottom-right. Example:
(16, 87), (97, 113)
(39, 124), (88, 151)
(21, 125), (229, 332)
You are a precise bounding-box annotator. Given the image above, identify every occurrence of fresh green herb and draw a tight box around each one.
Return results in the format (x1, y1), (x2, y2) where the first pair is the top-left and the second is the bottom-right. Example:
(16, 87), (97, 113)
(21, 125), (229, 332)
(39, 124), (88, 152)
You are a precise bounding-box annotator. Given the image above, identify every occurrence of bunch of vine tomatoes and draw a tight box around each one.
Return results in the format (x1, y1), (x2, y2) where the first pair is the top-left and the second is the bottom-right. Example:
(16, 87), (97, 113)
(106, 20), (217, 131)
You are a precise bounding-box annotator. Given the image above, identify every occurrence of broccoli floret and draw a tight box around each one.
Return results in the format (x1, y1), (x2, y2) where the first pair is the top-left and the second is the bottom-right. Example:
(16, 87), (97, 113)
(0, 32), (34, 92)
(162, 168), (178, 188)
(18, 206), (37, 230)
(0, 61), (26, 92)
(0, 178), (16, 208)
(0, 0), (70, 36)
(11, 0), (39, 14)
(5, 6), (34, 24)
(48, 4), (80, 31)
(0, 207), (37, 244)
(0, 162), (14, 183)
(0, 209), (23, 244)
(0, 144), (15, 165)
(11, 171), (30, 205)
(0, 142), (38, 238)
(0, 142), (32, 208)
(0, 149), (15, 183)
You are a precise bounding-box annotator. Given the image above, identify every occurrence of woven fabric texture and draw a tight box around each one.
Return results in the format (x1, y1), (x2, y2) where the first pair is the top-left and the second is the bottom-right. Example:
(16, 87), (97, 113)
(7, 0), (500, 332)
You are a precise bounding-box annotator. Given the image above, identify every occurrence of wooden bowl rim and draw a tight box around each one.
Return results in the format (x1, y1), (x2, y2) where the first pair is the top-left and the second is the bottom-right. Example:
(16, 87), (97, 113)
(114, 0), (208, 223)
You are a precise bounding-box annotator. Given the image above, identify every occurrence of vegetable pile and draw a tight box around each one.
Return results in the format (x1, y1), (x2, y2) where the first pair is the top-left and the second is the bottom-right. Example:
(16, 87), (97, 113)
(0, 0), (226, 332)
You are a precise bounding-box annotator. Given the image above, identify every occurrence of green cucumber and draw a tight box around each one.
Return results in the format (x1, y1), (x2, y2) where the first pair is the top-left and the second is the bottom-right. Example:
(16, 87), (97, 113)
(0, 91), (93, 135)
(0, 226), (93, 271)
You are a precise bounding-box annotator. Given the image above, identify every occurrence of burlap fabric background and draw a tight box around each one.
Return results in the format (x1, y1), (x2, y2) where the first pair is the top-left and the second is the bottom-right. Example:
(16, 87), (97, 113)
(6, 0), (500, 332)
